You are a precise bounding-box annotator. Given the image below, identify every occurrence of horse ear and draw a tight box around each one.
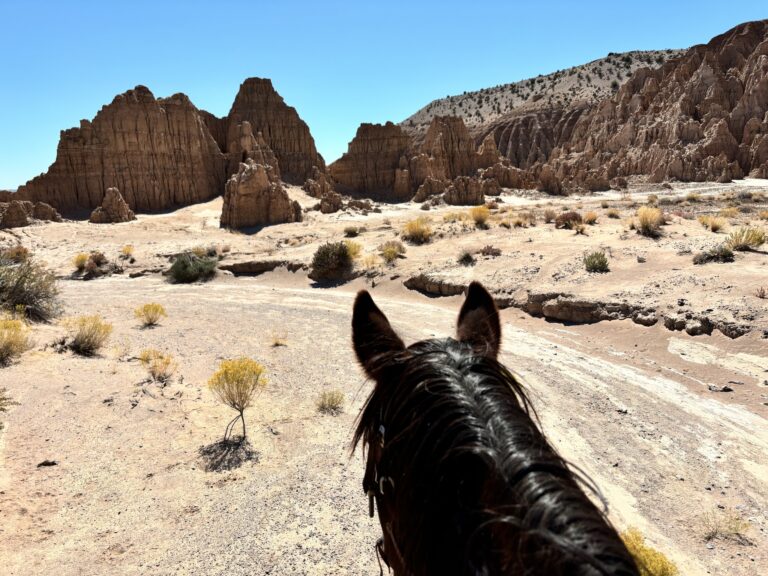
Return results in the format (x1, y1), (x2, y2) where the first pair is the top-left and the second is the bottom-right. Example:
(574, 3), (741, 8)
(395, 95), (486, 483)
(456, 282), (501, 358)
(352, 290), (406, 377)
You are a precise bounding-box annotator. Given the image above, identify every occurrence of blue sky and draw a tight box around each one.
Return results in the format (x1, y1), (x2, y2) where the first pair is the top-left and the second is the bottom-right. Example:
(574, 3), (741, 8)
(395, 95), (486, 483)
(0, 1), (766, 189)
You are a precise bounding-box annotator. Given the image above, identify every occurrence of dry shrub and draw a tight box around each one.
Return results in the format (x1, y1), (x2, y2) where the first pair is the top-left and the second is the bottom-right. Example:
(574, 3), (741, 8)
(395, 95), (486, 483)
(168, 252), (217, 283)
(519, 210), (537, 226)
(139, 348), (177, 383)
(697, 215), (725, 232)
(725, 227), (765, 251)
(208, 358), (267, 440)
(0, 245), (30, 263)
(317, 390), (344, 415)
(758, 210), (768, 220)
(0, 259), (59, 322)
(73, 253), (89, 271)
(362, 254), (380, 269)
(584, 211), (598, 225)
(718, 207), (738, 218)
(555, 211), (582, 229)
(134, 303), (166, 327)
(0, 387), (19, 431)
(646, 194), (658, 205)
(402, 217), (433, 244)
(344, 226), (360, 238)
(480, 245), (501, 257)
(636, 206), (664, 237)
(67, 315), (112, 356)
(379, 240), (406, 265)
(574, 224), (587, 235)
(693, 244), (734, 265)
(344, 240), (363, 260)
(701, 510), (751, 544)
(310, 242), (352, 280)
(600, 200), (610, 209)
(470, 206), (490, 227)
(270, 332), (288, 347)
(544, 209), (557, 223)
(755, 286), (767, 299)
(0, 318), (32, 366)
(120, 244), (134, 259)
(457, 250), (476, 266)
(686, 192), (701, 203)
(607, 208), (620, 219)
(443, 211), (470, 223)
(583, 251), (609, 273)
(621, 528), (678, 576)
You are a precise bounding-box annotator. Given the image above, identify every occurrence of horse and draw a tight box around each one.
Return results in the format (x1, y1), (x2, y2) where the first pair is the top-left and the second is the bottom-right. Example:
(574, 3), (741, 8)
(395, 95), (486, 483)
(351, 282), (639, 575)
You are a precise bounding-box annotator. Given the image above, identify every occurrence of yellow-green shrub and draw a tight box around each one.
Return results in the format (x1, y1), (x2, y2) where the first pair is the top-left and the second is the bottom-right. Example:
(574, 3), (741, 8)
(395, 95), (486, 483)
(120, 244), (134, 259)
(208, 358), (267, 440)
(621, 528), (678, 576)
(134, 303), (166, 327)
(469, 206), (490, 227)
(73, 253), (89, 271)
(379, 240), (406, 265)
(636, 206), (664, 237)
(698, 215), (725, 232)
(584, 211), (599, 225)
(0, 318), (31, 366)
(67, 315), (112, 356)
(344, 240), (363, 260)
(317, 390), (344, 415)
(402, 217), (432, 244)
(725, 227), (765, 251)
(139, 348), (176, 383)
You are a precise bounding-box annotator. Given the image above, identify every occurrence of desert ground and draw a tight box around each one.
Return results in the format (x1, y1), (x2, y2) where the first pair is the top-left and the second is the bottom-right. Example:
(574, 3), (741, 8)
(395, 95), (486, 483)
(1, 180), (768, 575)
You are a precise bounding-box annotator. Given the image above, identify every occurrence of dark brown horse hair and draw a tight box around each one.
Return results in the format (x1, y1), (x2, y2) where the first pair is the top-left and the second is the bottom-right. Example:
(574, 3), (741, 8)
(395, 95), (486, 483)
(353, 336), (639, 575)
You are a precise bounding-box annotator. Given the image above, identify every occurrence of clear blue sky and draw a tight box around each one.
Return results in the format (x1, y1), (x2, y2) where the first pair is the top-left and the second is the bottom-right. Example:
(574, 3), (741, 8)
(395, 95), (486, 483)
(0, 1), (765, 189)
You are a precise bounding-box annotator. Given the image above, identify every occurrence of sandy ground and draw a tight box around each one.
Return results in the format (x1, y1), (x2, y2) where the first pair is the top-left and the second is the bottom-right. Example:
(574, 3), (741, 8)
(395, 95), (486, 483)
(1, 180), (767, 575)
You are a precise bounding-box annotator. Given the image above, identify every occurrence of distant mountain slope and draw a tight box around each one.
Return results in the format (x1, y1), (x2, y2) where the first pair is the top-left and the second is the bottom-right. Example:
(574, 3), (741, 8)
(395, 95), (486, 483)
(401, 49), (683, 142)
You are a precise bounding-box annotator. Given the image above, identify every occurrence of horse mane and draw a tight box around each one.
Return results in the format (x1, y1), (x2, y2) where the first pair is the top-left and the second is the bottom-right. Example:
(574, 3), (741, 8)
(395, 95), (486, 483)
(354, 337), (638, 575)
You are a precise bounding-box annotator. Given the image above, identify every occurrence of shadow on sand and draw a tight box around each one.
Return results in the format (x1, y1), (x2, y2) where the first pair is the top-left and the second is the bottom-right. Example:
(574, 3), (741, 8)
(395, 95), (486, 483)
(198, 437), (259, 472)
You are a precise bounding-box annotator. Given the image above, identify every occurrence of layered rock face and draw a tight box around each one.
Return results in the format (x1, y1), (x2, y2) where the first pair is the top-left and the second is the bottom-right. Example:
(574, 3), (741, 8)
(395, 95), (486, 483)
(217, 78), (325, 183)
(14, 78), (323, 217)
(18, 87), (227, 214)
(548, 20), (768, 186)
(329, 116), (506, 201)
(220, 160), (301, 229)
(89, 187), (136, 223)
(0, 200), (62, 228)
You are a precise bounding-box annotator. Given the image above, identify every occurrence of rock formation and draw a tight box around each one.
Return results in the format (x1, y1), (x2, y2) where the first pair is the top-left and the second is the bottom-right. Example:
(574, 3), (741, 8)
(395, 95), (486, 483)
(220, 160), (301, 229)
(17, 86), (227, 214)
(444, 177), (485, 205)
(0, 200), (62, 228)
(13, 78), (323, 217)
(546, 20), (768, 187)
(89, 187), (136, 223)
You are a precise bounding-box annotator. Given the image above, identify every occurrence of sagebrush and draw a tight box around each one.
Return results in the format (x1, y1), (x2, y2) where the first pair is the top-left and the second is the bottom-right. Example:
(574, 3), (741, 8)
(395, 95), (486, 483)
(135, 303), (166, 327)
(0, 259), (59, 321)
(208, 357), (267, 440)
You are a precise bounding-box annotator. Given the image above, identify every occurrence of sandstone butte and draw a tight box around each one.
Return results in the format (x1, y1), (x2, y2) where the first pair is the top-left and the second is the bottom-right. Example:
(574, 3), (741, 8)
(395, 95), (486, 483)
(8, 78), (324, 216)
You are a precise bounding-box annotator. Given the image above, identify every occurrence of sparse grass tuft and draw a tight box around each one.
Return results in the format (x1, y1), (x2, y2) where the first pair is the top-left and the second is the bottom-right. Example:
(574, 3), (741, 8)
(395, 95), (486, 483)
(725, 227), (765, 251)
(344, 240), (363, 260)
(621, 528), (679, 576)
(310, 242), (352, 280)
(139, 348), (177, 383)
(134, 303), (166, 327)
(755, 286), (767, 299)
(168, 252), (217, 283)
(402, 217), (433, 244)
(693, 244), (734, 265)
(208, 357), (267, 440)
(544, 209), (557, 223)
(600, 200), (610, 209)
(67, 315), (112, 356)
(343, 226), (360, 238)
(379, 240), (406, 265)
(470, 206), (490, 228)
(555, 211), (582, 230)
(701, 510), (751, 544)
(607, 208), (620, 219)
(686, 192), (701, 203)
(646, 194), (658, 205)
(636, 206), (664, 237)
(270, 332), (288, 347)
(317, 390), (344, 415)
(0, 318), (32, 366)
(457, 250), (476, 266)
(718, 207), (738, 218)
(583, 251), (609, 273)
(698, 215), (726, 232)
(0, 245), (30, 263)
(584, 211), (598, 225)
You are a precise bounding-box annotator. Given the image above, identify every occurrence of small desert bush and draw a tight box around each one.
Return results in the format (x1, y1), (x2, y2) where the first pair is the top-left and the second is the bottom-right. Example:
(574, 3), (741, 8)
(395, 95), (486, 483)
(344, 240), (363, 260)
(600, 200), (610, 209)
(139, 348), (177, 383)
(621, 528), (678, 576)
(480, 245), (501, 257)
(73, 252), (89, 271)
(443, 211), (470, 223)
(583, 251), (609, 273)
(584, 211), (598, 225)
(755, 286), (767, 299)
(0, 259), (59, 321)
(574, 224), (587, 235)
(686, 192), (700, 203)
(457, 250), (476, 266)
(693, 244), (734, 265)
(168, 252), (217, 283)
(67, 315), (112, 356)
(607, 208), (620, 219)
(317, 390), (344, 415)
(270, 332), (288, 347)
(310, 242), (352, 280)
(134, 303), (166, 327)
(518, 210), (537, 226)
(718, 207), (739, 219)
(555, 211), (582, 230)
(636, 206), (664, 237)
(697, 215), (725, 232)
(208, 357), (267, 440)
(701, 510), (750, 544)
(646, 194), (658, 205)
(758, 210), (768, 220)
(0, 318), (32, 366)
(120, 244), (134, 259)
(725, 227), (765, 251)
(0, 245), (30, 263)
(402, 217), (433, 244)
(343, 226), (360, 238)
(544, 208), (557, 223)
(379, 240), (406, 265)
(192, 245), (218, 259)
(362, 254), (380, 269)
(470, 206), (490, 228)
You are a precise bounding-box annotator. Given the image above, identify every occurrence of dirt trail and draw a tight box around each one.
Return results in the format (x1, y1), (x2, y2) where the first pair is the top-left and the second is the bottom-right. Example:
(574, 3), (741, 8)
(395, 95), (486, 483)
(1, 274), (766, 575)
